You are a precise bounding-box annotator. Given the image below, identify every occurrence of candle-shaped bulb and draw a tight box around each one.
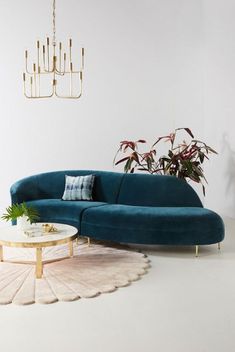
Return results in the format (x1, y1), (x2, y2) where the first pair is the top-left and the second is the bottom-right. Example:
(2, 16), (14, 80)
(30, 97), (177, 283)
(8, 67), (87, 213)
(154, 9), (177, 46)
(37, 40), (40, 49)
(38, 66), (41, 74)
(43, 45), (45, 54)
(69, 39), (72, 47)
(64, 53), (66, 60)
(25, 50), (28, 59)
(47, 37), (49, 45)
(33, 63), (36, 72)
(70, 62), (73, 71)
(30, 77), (33, 84)
(80, 71), (83, 80)
(81, 48), (85, 69)
(59, 42), (62, 50)
(23, 73), (26, 81)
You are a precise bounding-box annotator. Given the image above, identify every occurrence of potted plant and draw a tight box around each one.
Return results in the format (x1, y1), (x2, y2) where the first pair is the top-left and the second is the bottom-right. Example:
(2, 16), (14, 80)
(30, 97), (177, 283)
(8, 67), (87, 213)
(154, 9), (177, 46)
(2, 203), (40, 231)
(114, 127), (217, 195)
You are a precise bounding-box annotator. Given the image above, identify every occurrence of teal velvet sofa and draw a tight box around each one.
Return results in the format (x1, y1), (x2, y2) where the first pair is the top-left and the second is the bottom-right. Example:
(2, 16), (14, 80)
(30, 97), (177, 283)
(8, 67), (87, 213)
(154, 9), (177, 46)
(10, 170), (224, 249)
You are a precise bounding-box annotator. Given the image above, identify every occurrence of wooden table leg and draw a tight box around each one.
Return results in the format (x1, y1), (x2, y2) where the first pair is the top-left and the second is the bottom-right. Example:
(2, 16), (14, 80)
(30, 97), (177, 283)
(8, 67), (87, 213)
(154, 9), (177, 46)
(36, 248), (43, 279)
(69, 241), (74, 257)
(0, 245), (3, 262)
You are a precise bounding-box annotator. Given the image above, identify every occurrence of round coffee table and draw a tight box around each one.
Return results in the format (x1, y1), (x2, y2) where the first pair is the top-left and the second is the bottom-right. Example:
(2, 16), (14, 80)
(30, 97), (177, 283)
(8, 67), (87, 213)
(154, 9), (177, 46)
(0, 223), (78, 279)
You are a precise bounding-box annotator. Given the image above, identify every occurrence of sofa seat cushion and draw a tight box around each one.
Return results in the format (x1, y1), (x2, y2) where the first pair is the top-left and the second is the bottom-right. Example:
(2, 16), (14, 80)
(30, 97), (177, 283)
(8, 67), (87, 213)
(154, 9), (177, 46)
(81, 204), (225, 245)
(26, 199), (106, 230)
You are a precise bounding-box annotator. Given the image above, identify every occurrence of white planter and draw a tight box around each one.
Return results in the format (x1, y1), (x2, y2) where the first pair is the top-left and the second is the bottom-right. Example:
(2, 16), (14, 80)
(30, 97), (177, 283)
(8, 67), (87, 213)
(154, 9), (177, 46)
(17, 215), (30, 231)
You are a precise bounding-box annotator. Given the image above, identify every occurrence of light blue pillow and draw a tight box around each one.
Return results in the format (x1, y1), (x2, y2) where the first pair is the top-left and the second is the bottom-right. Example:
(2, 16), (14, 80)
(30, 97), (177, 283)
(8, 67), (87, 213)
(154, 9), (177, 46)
(62, 175), (95, 201)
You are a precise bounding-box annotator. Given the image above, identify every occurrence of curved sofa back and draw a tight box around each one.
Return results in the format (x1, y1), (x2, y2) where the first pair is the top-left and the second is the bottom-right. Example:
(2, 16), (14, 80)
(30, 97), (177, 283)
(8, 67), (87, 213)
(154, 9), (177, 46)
(11, 170), (203, 207)
(11, 170), (123, 204)
(117, 173), (203, 207)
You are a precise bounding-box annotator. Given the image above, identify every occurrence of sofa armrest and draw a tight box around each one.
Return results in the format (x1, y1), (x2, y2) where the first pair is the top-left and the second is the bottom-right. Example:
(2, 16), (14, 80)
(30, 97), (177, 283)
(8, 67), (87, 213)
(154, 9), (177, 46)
(10, 175), (39, 204)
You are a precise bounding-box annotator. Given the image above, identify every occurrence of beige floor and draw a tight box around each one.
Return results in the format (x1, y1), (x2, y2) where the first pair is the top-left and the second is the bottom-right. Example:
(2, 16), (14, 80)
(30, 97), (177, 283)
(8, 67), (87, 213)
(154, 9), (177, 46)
(0, 217), (234, 352)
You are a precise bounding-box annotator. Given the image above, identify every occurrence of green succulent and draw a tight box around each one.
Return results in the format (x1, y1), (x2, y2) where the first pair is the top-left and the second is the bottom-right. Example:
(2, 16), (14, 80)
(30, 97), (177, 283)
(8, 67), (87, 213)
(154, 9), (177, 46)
(2, 203), (39, 224)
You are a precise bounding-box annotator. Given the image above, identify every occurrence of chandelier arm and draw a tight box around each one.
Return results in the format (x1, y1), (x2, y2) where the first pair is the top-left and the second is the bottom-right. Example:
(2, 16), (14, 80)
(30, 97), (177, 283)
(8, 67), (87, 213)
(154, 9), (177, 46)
(43, 54), (54, 73)
(25, 54), (38, 75)
(33, 70), (37, 97)
(26, 70), (55, 75)
(25, 54), (32, 75)
(55, 70), (66, 76)
(55, 69), (83, 75)
(23, 72), (55, 98)
(24, 94), (55, 99)
(23, 86), (55, 99)
(26, 69), (34, 75)
(54, 79), (82, 99)
(24, 87), (55, 99)
(53, 0), (56, 45)
(26, 66), (55, 75)
(55, 92), (82, 99)
(37, 70), (55, 75)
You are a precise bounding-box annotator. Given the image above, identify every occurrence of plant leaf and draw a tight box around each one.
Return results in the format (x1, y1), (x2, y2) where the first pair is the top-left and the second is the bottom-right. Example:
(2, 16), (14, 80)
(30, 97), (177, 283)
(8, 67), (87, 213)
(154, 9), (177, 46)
(202, 184), (205, 196)
(115, 156), (130, 166)
(176, 127), (194, 138)
(131, 152), (139, 163)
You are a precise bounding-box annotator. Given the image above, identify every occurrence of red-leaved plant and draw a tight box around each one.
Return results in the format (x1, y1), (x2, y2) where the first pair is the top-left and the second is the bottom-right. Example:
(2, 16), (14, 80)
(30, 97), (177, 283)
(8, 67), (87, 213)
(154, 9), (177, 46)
(114, 128), (217, 196)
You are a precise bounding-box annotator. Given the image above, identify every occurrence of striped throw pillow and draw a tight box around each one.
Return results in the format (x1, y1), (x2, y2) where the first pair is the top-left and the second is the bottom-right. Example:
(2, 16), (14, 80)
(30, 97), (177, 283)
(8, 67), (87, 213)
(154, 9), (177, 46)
(62, 175), (95, 201)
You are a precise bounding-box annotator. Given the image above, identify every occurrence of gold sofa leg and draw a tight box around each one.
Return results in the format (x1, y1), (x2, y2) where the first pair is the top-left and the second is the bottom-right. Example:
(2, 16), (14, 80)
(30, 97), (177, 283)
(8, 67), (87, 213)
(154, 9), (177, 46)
(218, 242), (221, 251)
(195, 245), (199, 257)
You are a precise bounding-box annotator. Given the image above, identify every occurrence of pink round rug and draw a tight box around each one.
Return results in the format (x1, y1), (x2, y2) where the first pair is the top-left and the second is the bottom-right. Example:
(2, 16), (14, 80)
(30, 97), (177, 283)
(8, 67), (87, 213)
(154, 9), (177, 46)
(0, 241), (150, 305)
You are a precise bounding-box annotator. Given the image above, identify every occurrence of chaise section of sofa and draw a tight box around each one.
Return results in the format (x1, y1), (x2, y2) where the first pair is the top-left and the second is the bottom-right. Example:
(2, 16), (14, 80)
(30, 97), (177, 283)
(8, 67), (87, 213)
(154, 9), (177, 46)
(81, 205), (224, 245)
(81, 173), (224, 245)
(10, 170), (225, 247)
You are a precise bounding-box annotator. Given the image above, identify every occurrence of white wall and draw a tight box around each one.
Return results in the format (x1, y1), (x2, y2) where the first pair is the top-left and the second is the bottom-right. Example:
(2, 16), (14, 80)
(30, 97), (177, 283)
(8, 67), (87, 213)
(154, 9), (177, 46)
(203, 0), (235, 218)
(1, 0), (230, 216)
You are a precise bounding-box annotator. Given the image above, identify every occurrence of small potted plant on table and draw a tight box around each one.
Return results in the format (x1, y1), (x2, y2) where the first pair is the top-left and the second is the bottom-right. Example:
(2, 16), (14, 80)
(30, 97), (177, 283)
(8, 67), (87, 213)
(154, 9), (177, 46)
(2, 203), (39, 231)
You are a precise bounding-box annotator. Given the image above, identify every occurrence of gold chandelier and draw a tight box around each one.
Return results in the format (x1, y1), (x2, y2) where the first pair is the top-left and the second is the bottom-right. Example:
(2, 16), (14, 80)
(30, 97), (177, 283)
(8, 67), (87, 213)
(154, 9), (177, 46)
(23, 0), (84, 99)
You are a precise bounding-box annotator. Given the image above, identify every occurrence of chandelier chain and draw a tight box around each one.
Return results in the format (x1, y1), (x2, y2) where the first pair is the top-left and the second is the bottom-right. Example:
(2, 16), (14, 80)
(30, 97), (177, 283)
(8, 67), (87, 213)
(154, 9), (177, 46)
(53, 0), (56, 45)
